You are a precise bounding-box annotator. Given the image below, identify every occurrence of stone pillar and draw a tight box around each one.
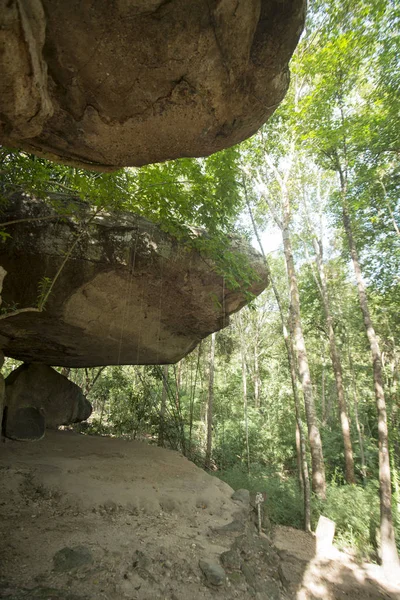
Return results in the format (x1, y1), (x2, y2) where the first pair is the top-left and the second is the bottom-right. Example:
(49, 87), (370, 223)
(316, 515), (335, 557)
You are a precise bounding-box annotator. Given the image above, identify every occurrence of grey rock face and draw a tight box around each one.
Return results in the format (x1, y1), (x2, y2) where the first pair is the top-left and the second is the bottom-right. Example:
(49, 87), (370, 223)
(232, 488), (251, 506)
(0, 195), (268, 367)
(0, 0), (305, 170)
(199, 559), (226, 586)
(220, 548), (241, 571)
(3, 406), (45, 442)
(4, 363), (91, 440)
(53, 546), (93, 572)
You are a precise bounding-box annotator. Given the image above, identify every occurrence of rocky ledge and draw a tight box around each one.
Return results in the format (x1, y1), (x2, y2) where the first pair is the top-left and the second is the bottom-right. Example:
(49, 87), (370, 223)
(0, 194), (268, 367)
(0, 0), (305, 170)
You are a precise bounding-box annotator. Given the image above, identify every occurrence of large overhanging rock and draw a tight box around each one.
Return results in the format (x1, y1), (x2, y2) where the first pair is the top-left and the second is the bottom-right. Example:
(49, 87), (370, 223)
(0, 0), (305, 170)
(0, 195), (268, 367)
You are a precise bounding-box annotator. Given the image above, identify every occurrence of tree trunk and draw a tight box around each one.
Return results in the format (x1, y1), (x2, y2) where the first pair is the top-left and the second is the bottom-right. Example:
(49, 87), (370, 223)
(158, 365), (168, 447)
(321, 341), (326, 425)
(189, 342), (202, 454)
(341, 187), (400, 576)
(247, 195), (311, 529)
(295, 422), (303, 491)
(254, 342), (260, 409)
(61, 367), (70, 378)
(313, 237), (355, 484)
(204, 333), (216, 470)
(348, 346), (367, 482)
(282, 213), (326, 499)
(239, 323), (251, 473)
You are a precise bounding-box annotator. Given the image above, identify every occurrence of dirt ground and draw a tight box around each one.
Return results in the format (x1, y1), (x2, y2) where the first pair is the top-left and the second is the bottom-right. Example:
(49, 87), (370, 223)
(274, 524), (400, 599)
(0, 431), (399, 600)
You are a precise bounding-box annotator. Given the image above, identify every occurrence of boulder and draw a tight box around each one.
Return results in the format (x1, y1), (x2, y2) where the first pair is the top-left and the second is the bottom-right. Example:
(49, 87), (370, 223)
(53, 546), (94, 572)
(199, 559), (226, 586)
(0, 195), (268, 367)
(0, 0), (305, 170)
(4, 363), (92, 440)
(232, 488), (251, 506)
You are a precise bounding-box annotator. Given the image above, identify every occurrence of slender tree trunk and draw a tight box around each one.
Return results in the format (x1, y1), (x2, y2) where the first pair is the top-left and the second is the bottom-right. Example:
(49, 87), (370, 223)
(321, 341), (326, 425)
(158, 365), (168, 447)
(289, 336), (312, 531)
(313, 237), (355, 483)
(295, 422), (303, 491)
(254, 343), (260, 409)
(189, 342), (202, 454)
(348, 346), (367, 482)
(84, 366), (106, 396)
(174, 360), (186, 454)
(204, 333), (216, 470)
(239, 320), (251, 473)
(282, 212), (326, 499)
(247, 196), (311, 529)
(341, 183), (400, 576)
(99, 396), (106, 428)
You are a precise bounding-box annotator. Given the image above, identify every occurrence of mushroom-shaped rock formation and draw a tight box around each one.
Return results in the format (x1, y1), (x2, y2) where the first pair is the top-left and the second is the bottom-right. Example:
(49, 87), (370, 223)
(0, 0), (305, 170)
(0, 195), (268, 367)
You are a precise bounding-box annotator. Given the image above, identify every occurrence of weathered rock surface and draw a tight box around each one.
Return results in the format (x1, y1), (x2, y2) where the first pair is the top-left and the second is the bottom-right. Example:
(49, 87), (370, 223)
(232, 488), (251, 506)
(53, 546), (94, 573)
(4, 363), (91, 440)
(0, 0), (305, 170)
(199, 559), (226, 586)
(0, 195), (268, 366)
(3, 405), (46, 442)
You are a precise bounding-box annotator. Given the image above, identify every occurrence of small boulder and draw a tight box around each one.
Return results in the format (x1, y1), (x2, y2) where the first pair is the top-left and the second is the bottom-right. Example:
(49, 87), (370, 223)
(53, 546), (93, 572)
(3, 406), (45, 441)
(4, 363), (91, 440)
(215, 519), (245, 534)
(220, 548), (241, 571)
(278, 559), (305, 589)
(232, 489), (250, 506)
(199, 559), (226, 586)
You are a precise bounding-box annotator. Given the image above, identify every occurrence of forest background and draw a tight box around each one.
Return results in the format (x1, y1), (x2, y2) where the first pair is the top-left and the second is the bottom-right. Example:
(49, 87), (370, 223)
(1, 0), (399, 575)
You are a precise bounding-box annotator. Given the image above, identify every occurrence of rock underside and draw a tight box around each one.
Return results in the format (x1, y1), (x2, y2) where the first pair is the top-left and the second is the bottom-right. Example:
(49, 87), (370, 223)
(0, 195), (268, 367)
(0, 0), (305, 170)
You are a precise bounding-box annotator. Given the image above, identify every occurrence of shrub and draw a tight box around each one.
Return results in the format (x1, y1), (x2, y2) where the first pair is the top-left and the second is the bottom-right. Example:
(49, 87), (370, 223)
(214, 465), (304, 529)
(313, 480), (380, 559)
(215, 466), (398, 561)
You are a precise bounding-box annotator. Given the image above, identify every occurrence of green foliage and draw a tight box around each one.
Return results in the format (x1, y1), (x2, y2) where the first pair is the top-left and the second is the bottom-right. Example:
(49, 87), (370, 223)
(313, 481), (381, 559)
(0, 145), (260, 297)
(37, 277), (53, 311)
(1, 0), (399, 566)
(216, 466), (304, 529)
(216, 465), (396, 561)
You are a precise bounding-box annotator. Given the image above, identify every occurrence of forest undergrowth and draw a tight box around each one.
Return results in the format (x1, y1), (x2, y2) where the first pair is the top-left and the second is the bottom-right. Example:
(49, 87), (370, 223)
(1, 0), (399, 579)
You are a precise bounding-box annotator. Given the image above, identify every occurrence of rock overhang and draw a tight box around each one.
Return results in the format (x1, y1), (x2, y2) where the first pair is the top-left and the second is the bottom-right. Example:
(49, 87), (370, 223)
(0, 0), (306, 170)
(0, 195), (268, 367)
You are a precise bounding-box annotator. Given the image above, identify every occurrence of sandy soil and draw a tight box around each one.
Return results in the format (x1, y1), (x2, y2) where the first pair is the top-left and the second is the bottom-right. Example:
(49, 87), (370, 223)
(1, 430), (399, 600)
(0, 431), (279, 600)
(274, 525), (400, 600)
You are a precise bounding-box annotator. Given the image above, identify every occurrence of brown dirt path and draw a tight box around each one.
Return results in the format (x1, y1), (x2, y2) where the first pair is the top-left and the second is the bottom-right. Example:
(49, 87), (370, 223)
(273, 524), (400, 600)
